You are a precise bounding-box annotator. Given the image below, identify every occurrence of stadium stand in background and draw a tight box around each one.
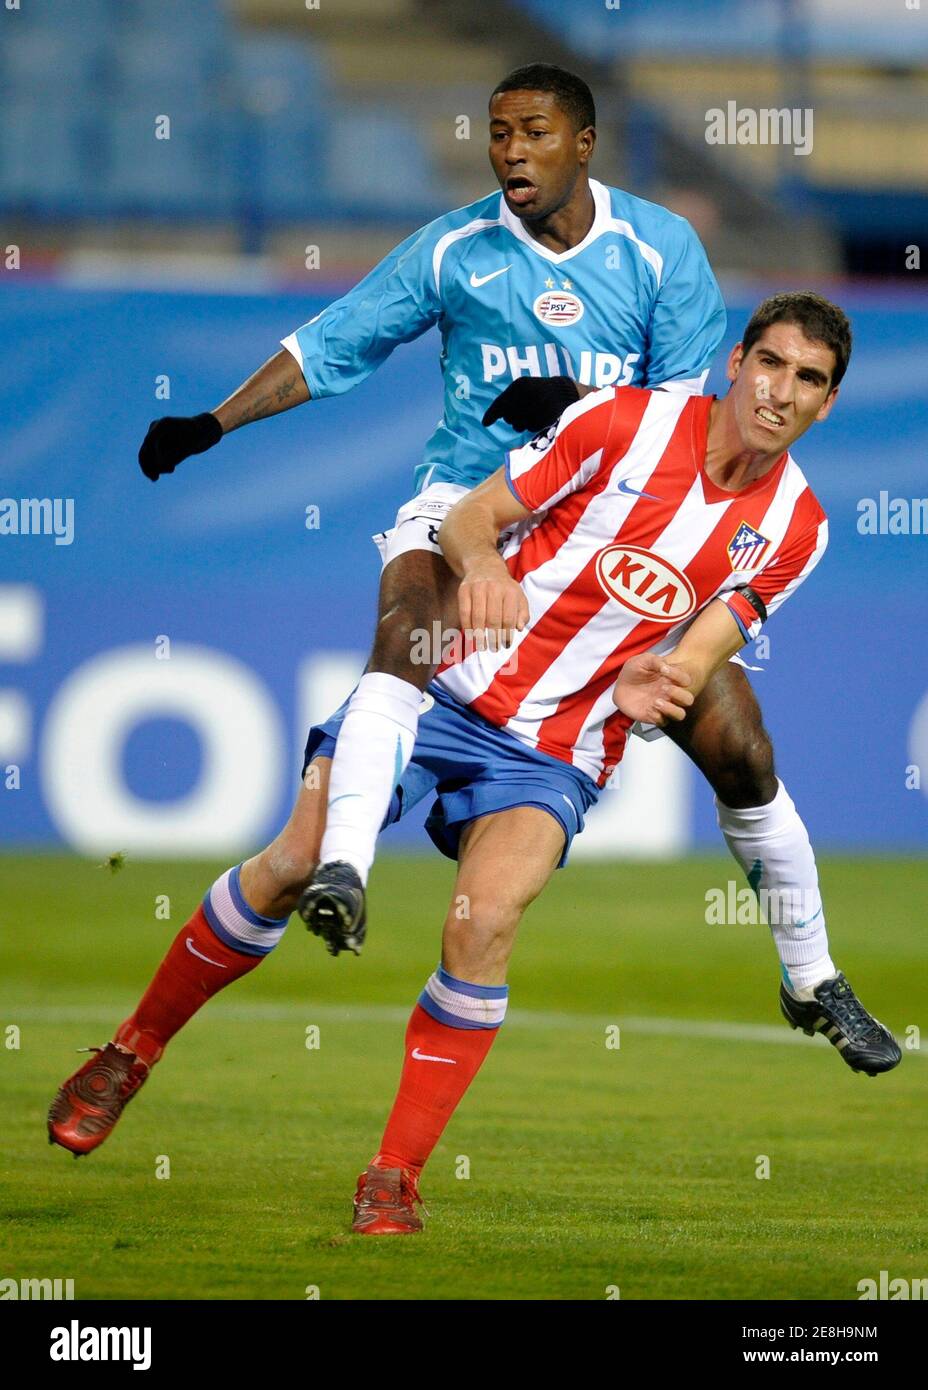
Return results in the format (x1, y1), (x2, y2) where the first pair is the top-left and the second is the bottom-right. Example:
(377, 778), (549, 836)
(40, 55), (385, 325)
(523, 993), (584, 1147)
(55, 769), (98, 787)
(1, 0), (925, 276)
(502, 0), (928, 276)
(0, 0), (444, 267)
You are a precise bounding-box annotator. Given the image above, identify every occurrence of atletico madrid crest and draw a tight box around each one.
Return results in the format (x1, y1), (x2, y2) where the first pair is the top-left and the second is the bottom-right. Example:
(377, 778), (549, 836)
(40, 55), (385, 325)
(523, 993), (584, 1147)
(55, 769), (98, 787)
(727, 520), (770, 570)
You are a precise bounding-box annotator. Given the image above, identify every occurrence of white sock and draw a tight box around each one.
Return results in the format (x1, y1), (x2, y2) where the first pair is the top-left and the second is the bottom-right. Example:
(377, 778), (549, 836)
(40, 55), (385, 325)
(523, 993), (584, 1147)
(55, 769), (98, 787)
(319, 672), (423, 884)
(715, 779), (835, 994)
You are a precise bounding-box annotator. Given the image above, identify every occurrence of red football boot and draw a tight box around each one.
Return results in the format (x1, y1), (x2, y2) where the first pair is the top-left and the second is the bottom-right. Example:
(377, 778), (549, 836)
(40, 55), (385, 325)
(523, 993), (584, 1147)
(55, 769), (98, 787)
(351, 1163), (427, 1235)
(47, 1043), (150, 1156)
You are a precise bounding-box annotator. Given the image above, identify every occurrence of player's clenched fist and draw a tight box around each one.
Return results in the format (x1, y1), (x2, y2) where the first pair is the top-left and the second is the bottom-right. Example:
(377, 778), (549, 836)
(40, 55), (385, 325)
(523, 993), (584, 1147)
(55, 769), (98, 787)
(482, 376), (580, 432)
(138, 412), (223, 481)
(458, 563), (529, 652)
(612, 652), (695, 726)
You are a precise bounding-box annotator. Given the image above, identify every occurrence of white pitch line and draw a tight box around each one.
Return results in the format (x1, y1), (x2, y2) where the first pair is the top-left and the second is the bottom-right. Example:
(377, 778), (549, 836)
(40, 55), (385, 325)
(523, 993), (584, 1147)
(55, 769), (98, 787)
(4, 1000), (921, 1055)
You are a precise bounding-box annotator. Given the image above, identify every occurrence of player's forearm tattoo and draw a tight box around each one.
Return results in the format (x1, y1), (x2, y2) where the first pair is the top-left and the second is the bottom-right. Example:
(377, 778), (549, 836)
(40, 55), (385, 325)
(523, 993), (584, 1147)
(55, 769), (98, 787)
(217, 353), (308, 431)
(228, 392), (273, 428)
(274, 375), (300, 405)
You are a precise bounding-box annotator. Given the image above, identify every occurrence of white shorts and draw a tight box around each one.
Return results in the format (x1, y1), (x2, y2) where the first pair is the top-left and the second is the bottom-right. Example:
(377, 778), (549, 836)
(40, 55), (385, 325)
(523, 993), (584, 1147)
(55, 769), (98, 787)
(372, 482), (469, 567)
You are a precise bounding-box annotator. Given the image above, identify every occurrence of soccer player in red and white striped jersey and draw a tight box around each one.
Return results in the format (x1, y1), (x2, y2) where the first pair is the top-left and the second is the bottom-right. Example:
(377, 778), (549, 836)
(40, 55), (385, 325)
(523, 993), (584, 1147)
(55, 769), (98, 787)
(324, 297), (896, 1229)
(437, 346), (829, 789)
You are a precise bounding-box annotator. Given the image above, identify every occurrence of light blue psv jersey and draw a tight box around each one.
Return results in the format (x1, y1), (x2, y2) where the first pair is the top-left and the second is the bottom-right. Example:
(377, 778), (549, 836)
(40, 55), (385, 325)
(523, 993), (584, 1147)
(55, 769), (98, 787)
(281, 178), (727, 493)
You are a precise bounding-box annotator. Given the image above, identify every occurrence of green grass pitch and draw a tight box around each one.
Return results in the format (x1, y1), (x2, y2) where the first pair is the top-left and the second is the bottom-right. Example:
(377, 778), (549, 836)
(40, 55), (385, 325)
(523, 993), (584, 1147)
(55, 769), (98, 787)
(1, 852), (926, 1301)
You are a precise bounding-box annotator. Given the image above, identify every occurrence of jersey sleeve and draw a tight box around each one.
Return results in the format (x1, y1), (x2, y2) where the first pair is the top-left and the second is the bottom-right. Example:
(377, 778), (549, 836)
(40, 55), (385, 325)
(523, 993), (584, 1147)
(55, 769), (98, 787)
(720, 509), (829, 643)
(281, 220), (443, 398)
(644, 220), (727, 393)
(505, 386), (647, 513)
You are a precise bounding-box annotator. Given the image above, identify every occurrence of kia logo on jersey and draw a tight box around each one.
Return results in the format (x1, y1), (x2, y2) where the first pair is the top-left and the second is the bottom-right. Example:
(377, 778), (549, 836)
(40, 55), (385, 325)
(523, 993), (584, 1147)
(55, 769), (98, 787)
(595, 544), (697, 622)
(533, 291), (585, 326)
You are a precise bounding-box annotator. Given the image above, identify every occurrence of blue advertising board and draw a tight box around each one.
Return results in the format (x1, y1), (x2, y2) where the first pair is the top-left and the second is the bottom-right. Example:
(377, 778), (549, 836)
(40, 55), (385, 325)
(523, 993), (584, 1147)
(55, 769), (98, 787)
(0, 278), (926, 854)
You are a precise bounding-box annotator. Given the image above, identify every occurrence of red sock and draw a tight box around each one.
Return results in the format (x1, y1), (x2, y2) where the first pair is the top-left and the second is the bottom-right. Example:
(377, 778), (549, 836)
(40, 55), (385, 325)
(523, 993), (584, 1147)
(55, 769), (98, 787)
(374, 1003), (501, 1175)
(114, 905), (263, 1067)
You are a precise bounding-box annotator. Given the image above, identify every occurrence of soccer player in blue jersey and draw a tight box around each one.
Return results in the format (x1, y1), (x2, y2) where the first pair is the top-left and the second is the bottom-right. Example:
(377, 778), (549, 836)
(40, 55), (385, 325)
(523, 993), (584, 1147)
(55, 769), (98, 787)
(137, 66), (830, 1000)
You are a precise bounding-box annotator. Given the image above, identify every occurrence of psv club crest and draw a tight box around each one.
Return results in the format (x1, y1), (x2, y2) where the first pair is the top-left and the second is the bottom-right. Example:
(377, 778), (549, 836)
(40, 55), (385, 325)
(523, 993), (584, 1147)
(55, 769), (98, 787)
(533, 290), (584, 326)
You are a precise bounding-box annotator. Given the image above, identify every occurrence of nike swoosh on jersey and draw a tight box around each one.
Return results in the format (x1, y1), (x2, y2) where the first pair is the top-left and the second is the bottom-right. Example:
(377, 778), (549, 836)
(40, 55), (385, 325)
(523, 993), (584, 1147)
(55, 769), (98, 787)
(411, 1046), (457, 1064)
(186, 937), (228, 968)
(469, 266), (511, 288)
(616, 478), (663, 501)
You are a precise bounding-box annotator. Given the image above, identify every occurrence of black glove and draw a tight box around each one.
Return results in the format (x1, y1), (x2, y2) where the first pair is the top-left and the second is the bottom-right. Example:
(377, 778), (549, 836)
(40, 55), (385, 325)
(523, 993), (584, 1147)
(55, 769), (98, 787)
(138, 412), (223, 482)
(482, 376), (581, 432)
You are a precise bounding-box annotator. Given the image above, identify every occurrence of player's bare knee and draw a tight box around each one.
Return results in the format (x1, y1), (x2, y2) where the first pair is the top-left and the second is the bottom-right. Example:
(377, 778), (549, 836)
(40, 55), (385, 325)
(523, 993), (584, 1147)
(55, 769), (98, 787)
(445, 894), (521, 961)
(714, 729), (777, 808)
(443, 931), (514, 982)
(371, 588), (442, 682)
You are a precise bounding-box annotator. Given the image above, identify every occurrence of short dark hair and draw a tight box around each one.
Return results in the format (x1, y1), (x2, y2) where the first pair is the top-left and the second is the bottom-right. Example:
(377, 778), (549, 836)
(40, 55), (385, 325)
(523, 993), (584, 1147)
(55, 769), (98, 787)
(490, 63), (595, 133)
(742, 291), (852, 389)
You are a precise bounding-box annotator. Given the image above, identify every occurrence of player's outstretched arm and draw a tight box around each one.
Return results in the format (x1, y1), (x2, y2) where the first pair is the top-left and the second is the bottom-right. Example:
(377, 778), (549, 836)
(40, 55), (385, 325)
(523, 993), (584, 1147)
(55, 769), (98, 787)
(211, 348), (310, 433)
(612, 598), (746, 725)
(138, 349), (310, 482)
(439, 469), (531, 651)
(664, 598), (748, 697)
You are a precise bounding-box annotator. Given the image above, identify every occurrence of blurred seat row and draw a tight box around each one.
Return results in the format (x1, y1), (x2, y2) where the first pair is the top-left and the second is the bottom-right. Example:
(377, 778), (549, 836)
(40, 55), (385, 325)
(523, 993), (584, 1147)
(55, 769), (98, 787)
(0, 0), (438, 223)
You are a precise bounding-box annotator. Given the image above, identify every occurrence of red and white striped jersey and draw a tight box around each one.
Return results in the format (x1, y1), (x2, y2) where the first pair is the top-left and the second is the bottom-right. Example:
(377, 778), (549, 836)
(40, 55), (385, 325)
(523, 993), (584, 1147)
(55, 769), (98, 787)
(435, 385), (828, 786)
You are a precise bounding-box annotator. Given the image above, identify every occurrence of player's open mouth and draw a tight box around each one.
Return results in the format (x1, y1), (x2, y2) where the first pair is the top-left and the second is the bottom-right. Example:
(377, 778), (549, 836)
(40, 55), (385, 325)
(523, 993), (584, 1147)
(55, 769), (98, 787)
(755, 406), (785, 428)
(505, 177), (538, 206)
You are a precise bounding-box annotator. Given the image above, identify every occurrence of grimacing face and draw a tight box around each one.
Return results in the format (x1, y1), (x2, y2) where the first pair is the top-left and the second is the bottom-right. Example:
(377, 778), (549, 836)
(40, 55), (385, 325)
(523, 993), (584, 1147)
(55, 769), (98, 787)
(726, 321), (839, 456)
(488, 89), (594, 221)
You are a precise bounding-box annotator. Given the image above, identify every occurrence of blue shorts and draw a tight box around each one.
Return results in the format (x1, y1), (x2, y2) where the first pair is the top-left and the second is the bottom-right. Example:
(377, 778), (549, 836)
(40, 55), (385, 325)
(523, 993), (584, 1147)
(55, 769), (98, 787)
(302, 681), (600, 868)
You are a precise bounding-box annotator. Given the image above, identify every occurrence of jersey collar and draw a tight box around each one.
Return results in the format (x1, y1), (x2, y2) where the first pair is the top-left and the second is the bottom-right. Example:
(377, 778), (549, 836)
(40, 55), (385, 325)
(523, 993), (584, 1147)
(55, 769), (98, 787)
(498, 178), (613, 264)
